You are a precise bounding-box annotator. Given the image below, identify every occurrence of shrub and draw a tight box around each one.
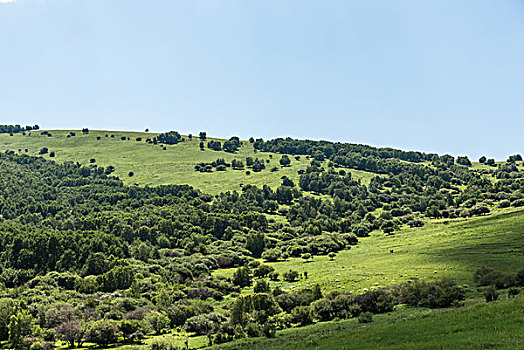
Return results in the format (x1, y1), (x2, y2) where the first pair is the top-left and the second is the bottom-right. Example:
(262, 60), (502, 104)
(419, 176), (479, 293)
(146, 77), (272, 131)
(473, 267), (514, 289)
(511, 199), (524, 207)
(399, 279), (465, 308)
(282, 270), (299, 282)
(254, 279), (270, 293)
(245, 323), (262, 337)
(312, 298), (334, 321)
(253, 265), (274, 278)
(484, 285), (498, 302)
(358, 312), (373, 323)
(269, 272), (279, 281)
(508, 287), (520, 298)
(262, 323), (276, 338)
(291, 306), (312, 326)
(261, 248), (281, 262)
(498, 200), (511, 208)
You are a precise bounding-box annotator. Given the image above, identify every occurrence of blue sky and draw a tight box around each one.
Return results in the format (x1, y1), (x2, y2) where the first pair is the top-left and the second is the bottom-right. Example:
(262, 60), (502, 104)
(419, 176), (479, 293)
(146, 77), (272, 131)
(1, 0), (523, 160)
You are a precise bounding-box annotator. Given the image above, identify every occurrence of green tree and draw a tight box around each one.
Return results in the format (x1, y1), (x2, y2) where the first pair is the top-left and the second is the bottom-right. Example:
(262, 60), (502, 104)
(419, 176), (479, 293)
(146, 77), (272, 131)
(254, 279), (270, 293)
(8, 310), (34, 350)
(279, 155), (291, 166)
(55, 320), (83, 348)
(246, 232), (265, 258)
(233, 266), (252, 288)
(146, 311), (170, 335)
(85, 320), (120, 347)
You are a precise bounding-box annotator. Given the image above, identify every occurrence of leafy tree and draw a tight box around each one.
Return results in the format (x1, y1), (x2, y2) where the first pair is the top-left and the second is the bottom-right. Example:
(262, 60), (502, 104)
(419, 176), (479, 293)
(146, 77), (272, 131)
(0, 299), (16, 341)
(261, 248), (281, 262)
(156, 131), (182, 145)
(55, 320), (83, 348)
(283, 270), (299, 282)
(276, 186), (293, 204)
(233, 266), (252, 288)
(246, 232), (265, 258)
(146, 311), (170, 335)
(199, 131), (207, 141)
(291, 306), (312, 326)
(254, 279), (270, 293)
(85, 320), (120, 347)
(479, 156), (486, 164)
(456, 156), (472, 166)
(280, 155), (291, 166)
(8, 310), (34, 350)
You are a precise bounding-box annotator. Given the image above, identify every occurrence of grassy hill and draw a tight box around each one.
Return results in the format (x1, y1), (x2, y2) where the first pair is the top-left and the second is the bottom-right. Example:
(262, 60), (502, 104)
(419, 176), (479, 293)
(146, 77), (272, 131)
(108, 208), (524, 350)
(214, 208), (524, 295)
(0, 128), (522, 350)
(210, 296), (524, 350)
(0, 130), (379, 194)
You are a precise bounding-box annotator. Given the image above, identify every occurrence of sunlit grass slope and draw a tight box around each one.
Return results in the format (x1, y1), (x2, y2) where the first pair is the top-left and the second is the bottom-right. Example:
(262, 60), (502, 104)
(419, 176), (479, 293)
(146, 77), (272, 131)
(0, 130), (377, 194)
(215, 208), (524, 294)
(210, 296), (524, 350)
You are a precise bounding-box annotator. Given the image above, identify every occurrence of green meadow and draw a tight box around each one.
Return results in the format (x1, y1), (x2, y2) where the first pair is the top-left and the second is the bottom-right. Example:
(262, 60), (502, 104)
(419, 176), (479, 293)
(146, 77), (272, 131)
(0, 130), (377, 194)
(210, 296), (524, 350)
(214, 208), (524, 295)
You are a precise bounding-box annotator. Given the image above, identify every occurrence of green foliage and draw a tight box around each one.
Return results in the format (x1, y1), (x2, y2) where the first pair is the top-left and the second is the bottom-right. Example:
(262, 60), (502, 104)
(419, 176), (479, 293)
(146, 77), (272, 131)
(282, 270), (299, 282)
(254, 279), (270, 293)
(85, 319), (120, 347)
(8, 309), (34, 349)
(246, 232), (265, 258)
(398, 279), (465, 308)
(358, 311), (373, 323)
(146, 311), (170, 335)
(483, 285), (498, 302)
(155, 131), (182, 145)
(233, 266), (252, 288)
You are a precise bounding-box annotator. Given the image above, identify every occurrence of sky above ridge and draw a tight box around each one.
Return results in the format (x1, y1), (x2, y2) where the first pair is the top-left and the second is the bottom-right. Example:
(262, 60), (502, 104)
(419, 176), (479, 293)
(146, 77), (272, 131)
(1, 0), (523, 160)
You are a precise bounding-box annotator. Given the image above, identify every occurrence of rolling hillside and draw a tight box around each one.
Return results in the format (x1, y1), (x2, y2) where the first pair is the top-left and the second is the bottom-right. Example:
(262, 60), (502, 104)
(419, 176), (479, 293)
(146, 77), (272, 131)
(0, 130), (379, 194)
(0, 128), (522, 350)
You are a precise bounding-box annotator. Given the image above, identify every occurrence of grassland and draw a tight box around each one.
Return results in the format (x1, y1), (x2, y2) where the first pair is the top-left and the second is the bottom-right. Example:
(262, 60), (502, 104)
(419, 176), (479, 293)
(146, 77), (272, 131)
(0, 130), (378, 194)
(2, 129), (522, 350)
(215, 208), (524, 295)
(210, 296), (524, 350)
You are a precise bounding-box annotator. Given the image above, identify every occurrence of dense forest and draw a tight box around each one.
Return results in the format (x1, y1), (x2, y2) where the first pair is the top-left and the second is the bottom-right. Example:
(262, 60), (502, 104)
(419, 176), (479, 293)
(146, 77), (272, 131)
(0, 129), (523, 349)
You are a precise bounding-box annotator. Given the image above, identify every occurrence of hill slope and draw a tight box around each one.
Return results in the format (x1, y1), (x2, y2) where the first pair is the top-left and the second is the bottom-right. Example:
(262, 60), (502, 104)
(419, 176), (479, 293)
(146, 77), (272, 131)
(0, 130), (378, 194)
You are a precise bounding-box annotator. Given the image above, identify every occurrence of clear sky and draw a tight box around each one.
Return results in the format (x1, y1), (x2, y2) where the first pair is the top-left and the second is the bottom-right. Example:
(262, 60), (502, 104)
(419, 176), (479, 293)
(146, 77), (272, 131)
(1, 1), (523, 160)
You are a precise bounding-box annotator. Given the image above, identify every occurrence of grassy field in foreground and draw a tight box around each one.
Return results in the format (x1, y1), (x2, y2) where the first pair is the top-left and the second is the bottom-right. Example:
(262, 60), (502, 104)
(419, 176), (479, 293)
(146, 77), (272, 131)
(215, 208), (524, 295)
(210, 296), (524, 350)
(0, 130), (378, 194)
